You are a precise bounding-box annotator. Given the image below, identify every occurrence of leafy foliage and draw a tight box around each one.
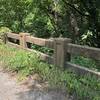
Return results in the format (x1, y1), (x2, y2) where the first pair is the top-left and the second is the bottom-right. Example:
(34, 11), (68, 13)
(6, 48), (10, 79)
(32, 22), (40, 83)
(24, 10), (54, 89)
(0, 1), (100, 99)
(31, 44), (53, 56)
(0, 27), (12, 40)
(0, 0), (100, 46)
(71, 55), (100, 72)
(0, 44), (100, 100)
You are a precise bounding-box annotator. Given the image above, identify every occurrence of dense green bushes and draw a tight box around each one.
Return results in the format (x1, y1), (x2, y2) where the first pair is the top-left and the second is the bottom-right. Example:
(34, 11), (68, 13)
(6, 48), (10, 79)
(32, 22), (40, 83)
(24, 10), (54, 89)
(0, 0), (100, 99)
(0, 44), (100, 100)
(0, 0), (100, 46)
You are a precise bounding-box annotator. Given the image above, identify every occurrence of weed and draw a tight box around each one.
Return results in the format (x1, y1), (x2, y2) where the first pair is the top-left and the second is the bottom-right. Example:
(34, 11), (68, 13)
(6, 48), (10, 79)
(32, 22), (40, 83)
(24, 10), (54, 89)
(0, 44), (100, 100)
(71, 55), (100, 72)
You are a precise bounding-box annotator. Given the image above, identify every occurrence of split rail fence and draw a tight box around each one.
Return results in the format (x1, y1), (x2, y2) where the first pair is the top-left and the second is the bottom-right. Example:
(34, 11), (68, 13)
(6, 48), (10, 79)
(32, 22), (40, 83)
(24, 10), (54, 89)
(0, 32), (100, 77)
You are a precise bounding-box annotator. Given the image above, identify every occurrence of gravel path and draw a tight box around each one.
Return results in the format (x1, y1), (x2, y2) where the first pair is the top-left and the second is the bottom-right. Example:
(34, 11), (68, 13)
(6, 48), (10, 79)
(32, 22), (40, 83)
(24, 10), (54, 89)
(0, 69), (71, 100)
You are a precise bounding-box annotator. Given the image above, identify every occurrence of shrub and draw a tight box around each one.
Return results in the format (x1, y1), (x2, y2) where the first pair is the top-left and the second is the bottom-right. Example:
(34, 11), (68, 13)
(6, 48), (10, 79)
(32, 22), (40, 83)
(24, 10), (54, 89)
(0, 44), (100, 100)
(71, 56), (100, 72)
(0, 27), (12, 42)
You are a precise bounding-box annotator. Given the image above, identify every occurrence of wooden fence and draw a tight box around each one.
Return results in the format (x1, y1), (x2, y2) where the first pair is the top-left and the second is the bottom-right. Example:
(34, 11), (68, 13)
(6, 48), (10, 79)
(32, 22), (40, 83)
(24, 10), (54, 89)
(0, 32), (100, 77)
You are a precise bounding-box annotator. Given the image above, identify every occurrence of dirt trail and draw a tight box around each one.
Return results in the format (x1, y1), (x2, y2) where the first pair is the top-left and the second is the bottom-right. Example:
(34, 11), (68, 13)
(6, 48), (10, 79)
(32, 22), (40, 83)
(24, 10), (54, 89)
(0, 69), (72, 100)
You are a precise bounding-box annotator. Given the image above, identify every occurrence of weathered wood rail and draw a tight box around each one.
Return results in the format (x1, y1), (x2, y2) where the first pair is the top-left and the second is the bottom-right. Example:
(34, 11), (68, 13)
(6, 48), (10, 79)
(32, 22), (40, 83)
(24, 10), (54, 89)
(0, 32), (100, 77)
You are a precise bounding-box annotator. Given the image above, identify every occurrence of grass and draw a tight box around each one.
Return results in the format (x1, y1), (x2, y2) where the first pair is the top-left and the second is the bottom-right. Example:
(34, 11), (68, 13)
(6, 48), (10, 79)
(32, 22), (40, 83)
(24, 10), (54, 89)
(71, 55), (100, 72)
(0, 43), (100, 100)
(31, 44), (100, 71)
(31, 44), (53, 56)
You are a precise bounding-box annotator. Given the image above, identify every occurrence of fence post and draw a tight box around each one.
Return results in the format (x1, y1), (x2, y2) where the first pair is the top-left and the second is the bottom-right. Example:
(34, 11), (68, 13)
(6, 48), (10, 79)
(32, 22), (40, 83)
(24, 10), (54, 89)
(54, 38), (71, 68)
(1, 33), (7, 44)
(19, 33), (30, 48)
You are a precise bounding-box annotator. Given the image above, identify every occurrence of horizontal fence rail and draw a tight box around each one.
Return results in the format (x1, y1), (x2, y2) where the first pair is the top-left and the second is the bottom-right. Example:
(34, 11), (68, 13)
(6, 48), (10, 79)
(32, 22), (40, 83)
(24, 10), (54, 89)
(66, 62), (100, 77)
(0, 32), (100, 77)
(7, 32), (20, 40)
(26, 36), (54, 49)
(7, 41), (54, 64)
(67, 43), (100, 61)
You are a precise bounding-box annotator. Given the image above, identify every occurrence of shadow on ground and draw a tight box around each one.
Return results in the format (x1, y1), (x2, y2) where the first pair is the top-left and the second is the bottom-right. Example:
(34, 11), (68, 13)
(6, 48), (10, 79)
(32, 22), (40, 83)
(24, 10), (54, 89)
(0, 68), (73, 100)
(16, 88), (71, 100)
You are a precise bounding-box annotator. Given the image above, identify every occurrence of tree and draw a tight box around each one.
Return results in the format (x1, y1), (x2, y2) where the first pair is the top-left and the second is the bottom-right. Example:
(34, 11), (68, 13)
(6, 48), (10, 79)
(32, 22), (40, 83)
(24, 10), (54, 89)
(0, 0), (100, 47)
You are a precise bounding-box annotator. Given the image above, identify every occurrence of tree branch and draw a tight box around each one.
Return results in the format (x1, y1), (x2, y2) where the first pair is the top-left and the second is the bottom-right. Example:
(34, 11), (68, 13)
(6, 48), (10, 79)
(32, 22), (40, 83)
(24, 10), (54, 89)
(39, 3), (58, 35)
(62, 0), (89, 17)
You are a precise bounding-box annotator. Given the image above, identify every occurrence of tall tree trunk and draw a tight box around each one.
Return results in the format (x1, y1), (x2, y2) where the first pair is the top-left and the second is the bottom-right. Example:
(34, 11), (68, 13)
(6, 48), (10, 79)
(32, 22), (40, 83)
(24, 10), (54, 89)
(69, 11), (79, 43)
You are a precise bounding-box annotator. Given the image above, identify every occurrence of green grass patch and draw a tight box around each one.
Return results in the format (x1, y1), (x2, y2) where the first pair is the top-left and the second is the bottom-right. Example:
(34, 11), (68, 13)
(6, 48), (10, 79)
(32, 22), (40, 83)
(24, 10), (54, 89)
(31, 44), (53, 56)
(0, 44), (100, 100)
(31, 45), (100, 71)
(71, 56), (100, 72)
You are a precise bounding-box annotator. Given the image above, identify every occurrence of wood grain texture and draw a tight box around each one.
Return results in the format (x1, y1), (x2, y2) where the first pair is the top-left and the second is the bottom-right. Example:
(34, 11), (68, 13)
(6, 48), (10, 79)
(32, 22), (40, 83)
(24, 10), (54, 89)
(7, 42), (20, 48)
(67, 43), (100, 60)
(66, 62), (100, 77)
(7, 33), (19, 40)
(54, 38), (71, 67)
(26, 36), (54, 49)
(7, 41), (54, 64)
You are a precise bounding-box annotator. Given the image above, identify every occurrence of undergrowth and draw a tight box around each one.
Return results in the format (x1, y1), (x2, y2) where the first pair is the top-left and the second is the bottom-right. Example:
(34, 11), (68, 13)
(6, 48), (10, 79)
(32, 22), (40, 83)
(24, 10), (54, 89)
(31, 44), (100, 71)
(0, 44), (100, 100)
(71, 56), (100, 72)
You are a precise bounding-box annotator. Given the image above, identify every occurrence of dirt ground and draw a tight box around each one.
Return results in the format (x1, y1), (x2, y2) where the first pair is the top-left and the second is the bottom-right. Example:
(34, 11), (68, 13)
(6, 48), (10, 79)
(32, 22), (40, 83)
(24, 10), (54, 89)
(0, 68), (73, 100)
